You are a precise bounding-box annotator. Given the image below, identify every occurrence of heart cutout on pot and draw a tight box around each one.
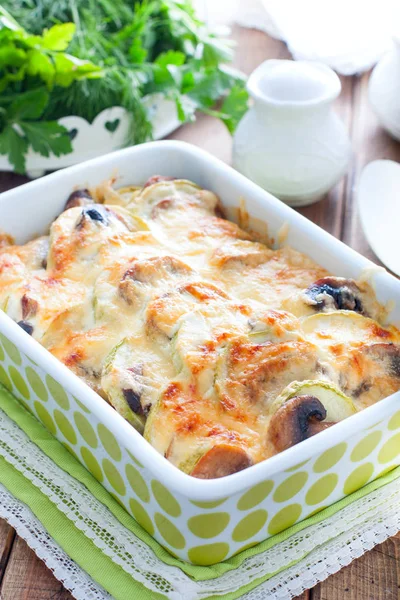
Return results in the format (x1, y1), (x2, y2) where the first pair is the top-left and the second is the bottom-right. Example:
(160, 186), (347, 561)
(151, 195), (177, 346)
(105, 119), (120, 133)
(68, 128), (78, 141)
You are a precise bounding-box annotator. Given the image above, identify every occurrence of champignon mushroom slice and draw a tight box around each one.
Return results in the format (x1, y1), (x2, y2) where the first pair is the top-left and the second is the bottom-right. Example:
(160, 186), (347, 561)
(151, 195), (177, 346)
(340, 342), (400, 405)
(76, 206), (109, 227)
(304, 277), (364, 314)
(190, 444), (254, 479)
(362, 342), (400, 377)
(269, 394), (333, 453)
(64, 189), (94, 210)
(119, 256), (193, 306)
(21, 293), (38, 319)
(17, 320), (33, 335)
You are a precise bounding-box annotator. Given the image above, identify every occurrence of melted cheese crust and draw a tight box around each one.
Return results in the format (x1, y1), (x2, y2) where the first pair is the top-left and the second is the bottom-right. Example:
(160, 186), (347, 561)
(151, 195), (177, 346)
(1, 178), (399, 476)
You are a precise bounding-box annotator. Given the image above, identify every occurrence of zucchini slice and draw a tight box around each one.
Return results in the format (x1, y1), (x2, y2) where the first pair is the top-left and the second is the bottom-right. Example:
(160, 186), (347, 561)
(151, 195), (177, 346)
(270, 379), (357, 421)
(102, 337), (174, 433)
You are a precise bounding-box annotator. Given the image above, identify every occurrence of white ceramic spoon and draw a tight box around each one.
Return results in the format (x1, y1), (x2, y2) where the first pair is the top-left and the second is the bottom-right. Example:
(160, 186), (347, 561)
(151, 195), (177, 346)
(358, 159), (400, 277)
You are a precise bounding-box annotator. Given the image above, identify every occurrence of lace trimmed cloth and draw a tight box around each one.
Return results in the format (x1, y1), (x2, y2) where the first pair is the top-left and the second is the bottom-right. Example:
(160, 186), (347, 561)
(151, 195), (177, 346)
(0, 391), (400, 600)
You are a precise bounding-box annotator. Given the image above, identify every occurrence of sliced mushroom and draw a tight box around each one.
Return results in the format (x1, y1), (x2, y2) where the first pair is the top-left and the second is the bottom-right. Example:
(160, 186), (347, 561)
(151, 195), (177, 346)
(363, 342), (400, 378)
(216, 339), (321, 410)
(190, 444), (253, 479)
(101, 337), (174, 432)
(339, 342), (400, 406)
(76, 206), (109, 227)
(119, 256), (193, 307)
(21, 293), (38, 319)
(269, 395), (332, 453)
(304, 277), (364, 313)
(64, 189), (94, 210)
(17, 320), (33, 335)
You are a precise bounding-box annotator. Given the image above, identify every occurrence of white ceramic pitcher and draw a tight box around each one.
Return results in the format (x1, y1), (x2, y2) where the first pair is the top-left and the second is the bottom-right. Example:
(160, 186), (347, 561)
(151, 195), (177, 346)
(233, 60), (352, 207)
(369, 36), (400, 142)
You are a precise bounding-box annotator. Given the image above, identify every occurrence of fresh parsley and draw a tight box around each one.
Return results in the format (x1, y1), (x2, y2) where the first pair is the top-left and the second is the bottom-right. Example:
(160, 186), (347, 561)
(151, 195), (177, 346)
(0, 1), (249, 174)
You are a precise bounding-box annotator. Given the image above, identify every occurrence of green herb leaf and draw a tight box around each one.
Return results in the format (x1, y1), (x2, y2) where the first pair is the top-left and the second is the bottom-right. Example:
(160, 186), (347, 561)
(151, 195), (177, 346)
(175, 93), (196, 122)
(26, 48), (55, 87)
(129, 38), (147, 64)
(219, 84), (249, 133)
(20, 120), (72, 157)
(41, 23), (75, 51)
(155, 50), (186, 67)
(54, 54), (103, 87)
(0, 44), (26, 68)
(9, 88), (49, 120)
(0, 125), (28, 173)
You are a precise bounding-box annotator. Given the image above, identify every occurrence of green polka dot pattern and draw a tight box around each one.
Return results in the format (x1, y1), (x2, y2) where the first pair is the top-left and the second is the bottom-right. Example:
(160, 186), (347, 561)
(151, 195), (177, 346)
(9, 366), (29, 399)
(305, 474), (338, 505)
(343, 463), (374, 495)
(0, 334), (22, 365)
(232, 510), (268, 542)
(188, 513), (230, 539)
(26, 366), (48, 402)
(126, 464), (150, 503)
(129, 499), (154, 535)
(46, 375), (69, 410)
(2, 331), (400, 564)
(188, 543), (229, 565)
(268, 504), (302, 536)
(103, 459), (126, 496)
(388, 411), (400, 431)
(74, 412), (98, 448)
(378, 434), (400, 464)
(81, 447), (103, 482)
(54, 410), (77, 445)
(34, 401), (56, 435)
(313, 443), (347, 473)
(126, 450), (144, 469)
(237, 480), (273, 510)
(190, 499), (227, 509)
(351, 431), (382, 462)
(98, 424), (122, 461)
(74, 396), (91, 414)
(273, 472), (308, 503)
(0, 364), (11, 390)
(151, 480), (181, 517)
(155, 513), (185, 549)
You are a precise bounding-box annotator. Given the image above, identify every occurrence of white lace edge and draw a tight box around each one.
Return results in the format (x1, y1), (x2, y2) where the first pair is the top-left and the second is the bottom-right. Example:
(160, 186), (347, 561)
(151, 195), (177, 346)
(0, 406), (400, 599)
(1, 480), (400, 600)
(0, 483), (111, 600)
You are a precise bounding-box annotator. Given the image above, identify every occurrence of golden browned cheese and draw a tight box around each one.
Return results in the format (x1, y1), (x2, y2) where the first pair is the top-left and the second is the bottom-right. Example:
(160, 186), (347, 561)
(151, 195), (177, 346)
(1, 178), (400, 478)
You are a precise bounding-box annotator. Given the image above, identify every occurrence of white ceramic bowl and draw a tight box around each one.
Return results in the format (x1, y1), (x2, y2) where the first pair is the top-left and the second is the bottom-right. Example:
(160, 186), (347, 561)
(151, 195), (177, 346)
(1, 141), (400, 565)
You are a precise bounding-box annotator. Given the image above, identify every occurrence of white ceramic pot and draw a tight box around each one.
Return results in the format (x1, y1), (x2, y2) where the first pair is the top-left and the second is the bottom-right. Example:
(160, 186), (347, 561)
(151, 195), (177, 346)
(369, 37), (400, 142)
(0, 94), (180, 178)
(233, 60), (352, 207)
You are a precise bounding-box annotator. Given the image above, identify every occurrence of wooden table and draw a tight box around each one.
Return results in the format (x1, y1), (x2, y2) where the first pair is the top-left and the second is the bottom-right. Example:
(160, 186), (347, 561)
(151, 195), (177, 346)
(0, 24), (399, 600)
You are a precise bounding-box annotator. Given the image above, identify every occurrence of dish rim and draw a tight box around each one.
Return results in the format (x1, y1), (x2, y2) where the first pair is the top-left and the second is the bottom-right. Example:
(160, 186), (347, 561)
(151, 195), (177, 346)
(1, 139), (399, 501)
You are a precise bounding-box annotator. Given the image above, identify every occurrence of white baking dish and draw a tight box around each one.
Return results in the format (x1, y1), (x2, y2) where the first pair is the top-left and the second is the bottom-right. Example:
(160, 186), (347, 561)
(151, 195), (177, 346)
(1, 141), (400, 565)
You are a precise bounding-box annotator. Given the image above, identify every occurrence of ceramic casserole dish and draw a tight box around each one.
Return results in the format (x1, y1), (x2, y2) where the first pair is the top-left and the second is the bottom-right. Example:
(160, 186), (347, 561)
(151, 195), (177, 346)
(1, 141), (400, 565)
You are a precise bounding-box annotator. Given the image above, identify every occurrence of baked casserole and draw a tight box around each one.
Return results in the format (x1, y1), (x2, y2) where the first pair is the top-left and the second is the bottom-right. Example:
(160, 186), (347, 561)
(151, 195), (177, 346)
(1, 175), (400, 479)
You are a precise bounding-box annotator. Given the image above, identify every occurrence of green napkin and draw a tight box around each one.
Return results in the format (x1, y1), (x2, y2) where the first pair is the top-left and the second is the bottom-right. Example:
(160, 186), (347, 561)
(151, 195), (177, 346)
(0, 383), (399, 600)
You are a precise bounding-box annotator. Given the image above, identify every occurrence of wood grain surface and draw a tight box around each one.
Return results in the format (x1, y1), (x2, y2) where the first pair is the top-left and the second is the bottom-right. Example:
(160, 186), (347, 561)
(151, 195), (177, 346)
(0, 24), (399, 600)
